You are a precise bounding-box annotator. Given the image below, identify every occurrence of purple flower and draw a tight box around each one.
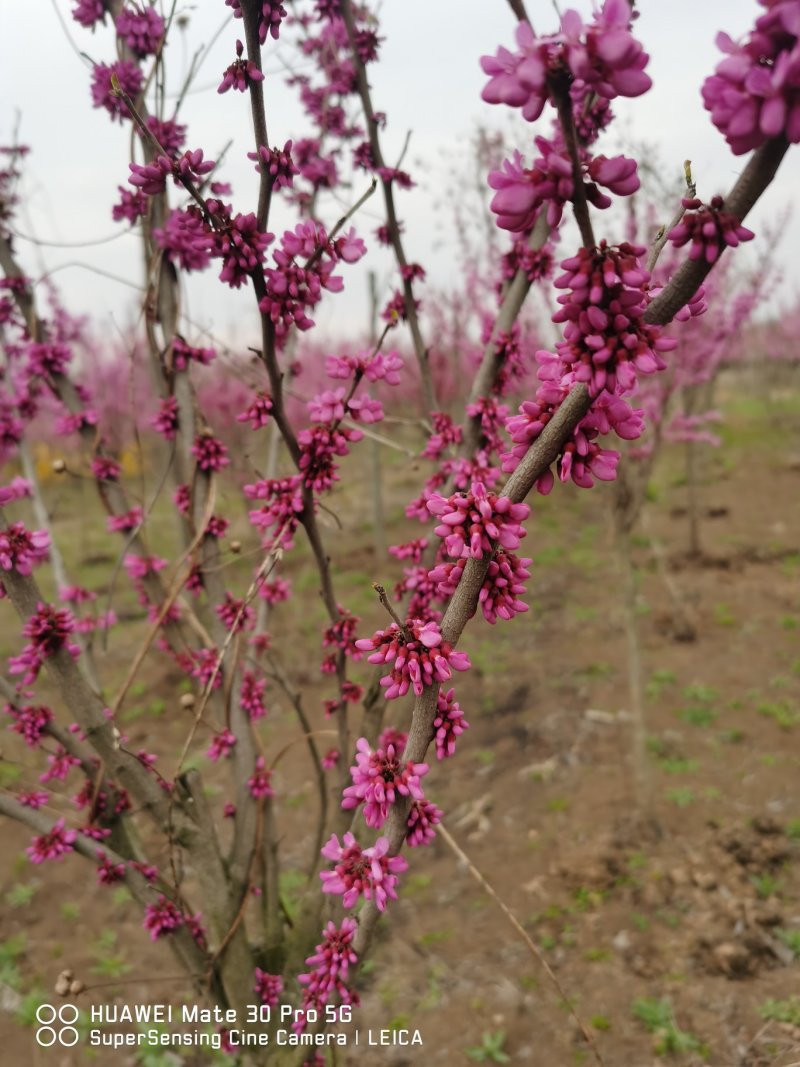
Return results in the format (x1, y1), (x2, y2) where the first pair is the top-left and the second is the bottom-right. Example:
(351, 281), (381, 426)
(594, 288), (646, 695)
(341, 737), (428, 829)
(406, 798), (443, 847)
(248, 141), (298, 191)
(238, 392), (274, 429)
(427, 480), (530, 560)
(219, 40), (266, 93)
(355, 618), (471, 700)
(27, 819), (77, 864)
(6, 703), (53, 747)
(191, 432), (230, 472)
(297, 918), (359, 1014)
(206, 729), (237, 763)
(668, 196), (755, 265)
(432, 687), (470, 759)
(248, 756), (274, 798)
(91, 61), (143, 122)
(320, 832), (407, 911)
(143, 896), (184, 940)
(9, 604), (80, 685)
(116, 5), (164, 58)
(72, 0), (105, 28)
(254, 969), (283, 1007)
(151, 396), (179, 439)
(702, 5), (800, 155)
(0, 523), (50, 575)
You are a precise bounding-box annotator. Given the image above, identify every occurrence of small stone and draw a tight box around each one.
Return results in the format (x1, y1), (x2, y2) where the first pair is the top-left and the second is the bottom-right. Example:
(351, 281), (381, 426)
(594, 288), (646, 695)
(180, 692), (196, 709)
(54, 977), (70, 997)
(69, 980), (85, 995)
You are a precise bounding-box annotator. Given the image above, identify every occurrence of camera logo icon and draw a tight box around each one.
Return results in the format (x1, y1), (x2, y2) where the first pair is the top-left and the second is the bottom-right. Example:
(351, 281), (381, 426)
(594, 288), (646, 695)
(35, 1004), (80, 1047)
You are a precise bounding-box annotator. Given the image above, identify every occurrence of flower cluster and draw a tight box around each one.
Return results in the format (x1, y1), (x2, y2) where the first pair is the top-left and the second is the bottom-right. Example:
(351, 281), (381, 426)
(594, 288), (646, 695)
(297, 918), (359, 1016)
(143, 897), (184, 940)
(0, 522), (50, 575)
(427, 480), (529, 560)
(668, 196), (755, 264)
(540, 242), (676, 397)
(219, 40), (266, 94)
(254, 969), (283, 1007)
(406, 798), (443, 848)
(341, 737), (428, 829)
(8, 603), (80, 685)
(26, 818), (77, 864)
(431, 687), (470, 760)
(355, 618), (470, 699)
(481, 1), (650, 124)
(702, 1), (800, 155)
(320, 832), (407, 911)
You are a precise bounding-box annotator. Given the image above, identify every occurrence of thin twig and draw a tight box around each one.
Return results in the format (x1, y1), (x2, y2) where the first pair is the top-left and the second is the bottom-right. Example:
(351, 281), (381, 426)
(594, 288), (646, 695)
(437, 823), (605, 1067)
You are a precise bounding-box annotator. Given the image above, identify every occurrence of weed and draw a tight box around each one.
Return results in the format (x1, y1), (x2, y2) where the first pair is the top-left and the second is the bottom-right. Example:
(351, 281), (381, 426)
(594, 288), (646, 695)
(751, 873), (781, 900)
(666, 787), (695, 808)
(591, 1015), (612, 1031)
(757, 700), (798, 728)
(632, 998), (707, 1057)
(5, 881), (39, 908)
(584, 948), (611, 962)
(646, 669), (677, 699)
(546, 796), (570, 813)
(759, 997), (800, 1026)
(785, 819), (800, 840)
(466, 1031), (510, 1063)
(775, 929), (800, 957)
(714, 603), (736, 627)
(658, 757), (699, 775)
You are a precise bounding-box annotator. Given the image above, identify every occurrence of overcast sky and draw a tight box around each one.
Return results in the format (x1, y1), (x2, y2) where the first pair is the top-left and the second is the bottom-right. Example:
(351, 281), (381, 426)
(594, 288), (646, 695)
(2, 0), (797, 348)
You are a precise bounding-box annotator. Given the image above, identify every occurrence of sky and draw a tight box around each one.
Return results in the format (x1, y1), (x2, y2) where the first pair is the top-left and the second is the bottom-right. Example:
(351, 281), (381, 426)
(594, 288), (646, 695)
(2, 0), (798, 350)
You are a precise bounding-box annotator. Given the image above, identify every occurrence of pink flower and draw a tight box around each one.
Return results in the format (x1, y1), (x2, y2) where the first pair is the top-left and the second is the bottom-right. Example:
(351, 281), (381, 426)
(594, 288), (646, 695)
(218, 39), (266, 93)
(0, 523), (50, 575)
(248, 142), (298, 190)
(107, 507), (143, 533)
(341, 737), (428, 829)
(428, 480), (530, 560)
(151, 397), (180, 439)
(72, 0), (105, 28)
(355, 618), (471, 700)
(238, 392), (274, 429)
(6, 703), (52, 747)
(191, 433), (230, 472)
(18, 790), (50, 809)
(406, 798), (443, 847)
(26, 818), (77, 864)
(248, 756), (274, 798)
(668, 196), (754, 265)
(320, 832), (407, 911)
(254, 969), (283, 1007)
(297, 918), (359, 1014)
(9, 604), (80, 685)
(207, 729), (237, 762)
(143, 896), (184, 940)
(432, 688), (470, 759)
(116, 5), (164, 57)
(91, 61), (143, 122)
(702, 5), (800, 154)
(97, 852), (127, 885)
(321, 748), (340, 770)
(240, 671), (267, 721)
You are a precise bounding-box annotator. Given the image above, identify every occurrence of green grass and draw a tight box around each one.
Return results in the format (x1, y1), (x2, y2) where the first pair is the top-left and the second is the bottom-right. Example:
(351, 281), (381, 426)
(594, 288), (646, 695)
(632, 998), (708, 1058)
(759, 997), (800, 1026)
(467, 1030), (510, 1063)
(666, 787), (695, 808)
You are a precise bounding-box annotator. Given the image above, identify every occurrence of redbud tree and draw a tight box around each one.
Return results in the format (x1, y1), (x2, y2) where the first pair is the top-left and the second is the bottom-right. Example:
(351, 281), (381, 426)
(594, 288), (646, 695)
(0, 0), (796, 1063)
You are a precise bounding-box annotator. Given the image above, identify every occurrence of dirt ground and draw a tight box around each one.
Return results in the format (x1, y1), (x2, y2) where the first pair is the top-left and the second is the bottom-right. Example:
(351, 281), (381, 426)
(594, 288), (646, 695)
(1, 378), (799, 1066)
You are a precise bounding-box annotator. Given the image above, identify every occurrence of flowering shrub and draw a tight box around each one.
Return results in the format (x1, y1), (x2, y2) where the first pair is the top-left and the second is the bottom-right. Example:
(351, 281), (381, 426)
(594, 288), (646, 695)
(0, 0), (793, 1061)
